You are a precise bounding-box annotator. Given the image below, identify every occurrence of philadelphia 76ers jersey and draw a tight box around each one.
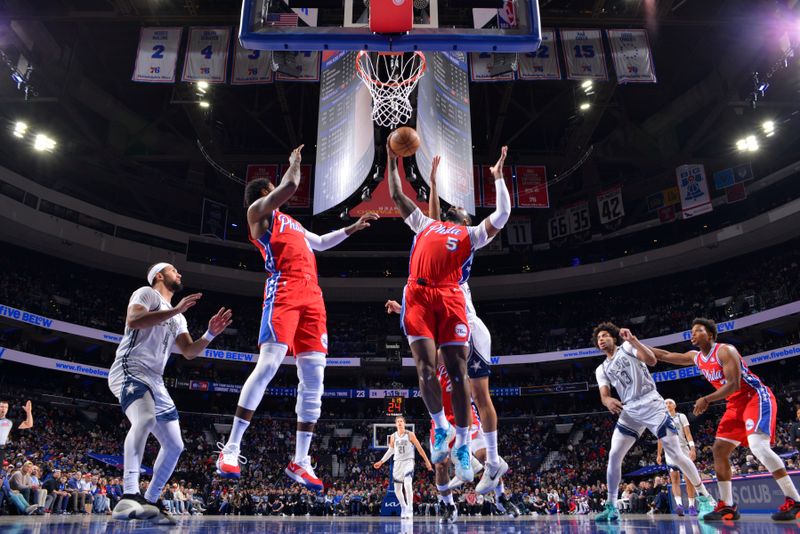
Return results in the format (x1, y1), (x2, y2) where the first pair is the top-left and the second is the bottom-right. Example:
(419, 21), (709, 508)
(404, 209), (491, 286)
(694, 343), (767, 402)
(250, 209), (317, 278)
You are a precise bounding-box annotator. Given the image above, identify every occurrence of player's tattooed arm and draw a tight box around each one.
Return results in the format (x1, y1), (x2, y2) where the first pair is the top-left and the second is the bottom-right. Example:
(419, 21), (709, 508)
(387, 140), (418, 219)
(619, 328), (656, 366)
(649, 346), (696, 366)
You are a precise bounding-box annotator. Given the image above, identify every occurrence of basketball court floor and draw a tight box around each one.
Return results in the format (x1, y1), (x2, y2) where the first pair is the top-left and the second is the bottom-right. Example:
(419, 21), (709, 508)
(0, 515), (796, 534)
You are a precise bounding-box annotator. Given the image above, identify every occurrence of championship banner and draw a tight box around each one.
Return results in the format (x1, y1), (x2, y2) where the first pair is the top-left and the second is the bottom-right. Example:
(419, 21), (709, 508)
(646, 186), (680, 212)
(245, 164), (280, 185)
(469, 53), (516, 82)
(514, 165), (549, 208)
(474, 166), (483, 208)
(232, 39), (274, 85)
(596, 185), (625, 224)
(181, 27), (231, 83)
(726, 182), (748, 204)
(676, 164), (713, 218)
(279, 163), (312, 208)
(481, 166), (513, 207)
(606, 29), (657, 84)
(132, 27), (183, 83)
(733, 162), (754, 183)
(713, 167), (735, 190)
(560, 29), (608, 81)
(518, 29), (561, 80)
(200, 198), (228, 240)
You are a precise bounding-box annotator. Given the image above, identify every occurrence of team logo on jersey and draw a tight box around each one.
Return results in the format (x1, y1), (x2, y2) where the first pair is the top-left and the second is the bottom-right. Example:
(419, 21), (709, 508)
(745, 418), (755, 431)
(321, 333), (328, 349)
(710, 357), (716, 363)
(455, 324), (468, 338)
(392, 0), (405, 5)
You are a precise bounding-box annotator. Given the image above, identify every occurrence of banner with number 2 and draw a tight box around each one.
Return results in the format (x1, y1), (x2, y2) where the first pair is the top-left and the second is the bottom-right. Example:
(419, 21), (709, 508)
(133, 27), (183, 83)
(182, 27), (231, 83)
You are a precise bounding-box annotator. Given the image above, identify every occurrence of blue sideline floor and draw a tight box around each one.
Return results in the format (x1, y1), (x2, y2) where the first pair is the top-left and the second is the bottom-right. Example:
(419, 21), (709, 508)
(0, 514), (797, 533)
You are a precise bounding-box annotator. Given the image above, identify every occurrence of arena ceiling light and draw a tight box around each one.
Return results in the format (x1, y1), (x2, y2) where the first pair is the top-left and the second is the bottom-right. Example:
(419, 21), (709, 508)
(762, 120), (775, 137)
(579, 102), (591, 111)
(33, 133), (56, 152)
(736, 135), (759, 152)
(199, 101), (210, 108)
(12, 121), (27, 138)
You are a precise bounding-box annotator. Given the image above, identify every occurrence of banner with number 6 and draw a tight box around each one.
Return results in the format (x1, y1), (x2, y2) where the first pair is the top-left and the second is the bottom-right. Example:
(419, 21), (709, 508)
(596, 185), (625, 224)
(560, 29), (608, 81)
(133, 27), (183, 83)
(182, 27), (231, 83)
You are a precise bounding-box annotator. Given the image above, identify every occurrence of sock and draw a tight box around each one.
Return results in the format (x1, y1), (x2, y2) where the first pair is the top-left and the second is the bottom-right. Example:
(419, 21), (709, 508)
(693, 483), (712, 498)
(144, 419), (184, 503)
(688, 497), (695, 507)
(122, 394), (157, 495)
(404, 477), (414, 510)
(454, 426), (470, 449)
(776, 475), (800, 501)
(430, 410), (449, 429)
(394, 482), (406, 510)
(227, 417), (250, 449)
(294, 431), (314, 464)
(606, 429), (636, 508)
(484, 430), (499, 465)
(674, 496), (682, 506)
(719, 481), (733, 505)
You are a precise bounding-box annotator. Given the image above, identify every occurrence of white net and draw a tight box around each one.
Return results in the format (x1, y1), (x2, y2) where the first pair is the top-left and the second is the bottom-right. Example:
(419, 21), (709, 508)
(356, 51), (426, 129)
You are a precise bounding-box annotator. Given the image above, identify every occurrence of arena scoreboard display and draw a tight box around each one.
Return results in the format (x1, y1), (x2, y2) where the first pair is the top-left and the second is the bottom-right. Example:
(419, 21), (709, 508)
(384, 396), (404, 416)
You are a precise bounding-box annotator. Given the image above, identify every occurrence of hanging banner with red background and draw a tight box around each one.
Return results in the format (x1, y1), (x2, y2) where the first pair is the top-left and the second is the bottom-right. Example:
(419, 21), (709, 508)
(351, 160), (428, 218)
(481, 165), (514, 207)
(514, 165), (549, 208)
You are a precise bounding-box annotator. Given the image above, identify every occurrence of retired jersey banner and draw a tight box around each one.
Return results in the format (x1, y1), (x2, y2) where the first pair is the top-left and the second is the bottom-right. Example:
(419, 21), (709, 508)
(596, 185), (624, 224)
(182, 27), (231, 83)
(560, 29), (608, 81)
(481, 166), (514, 207)
(606, 29), (657, 84)
(518, 29), (561, 80)
(676, 164), (713, 219)
(514, 165), (549, 208)
(567, 201), (591, 234)
(469, 53), (516, 82)
(279, 164), (312, 208)
(506, 217), (533, 245)
(132, 27), (183, 83)
(232, 40), (274, 85)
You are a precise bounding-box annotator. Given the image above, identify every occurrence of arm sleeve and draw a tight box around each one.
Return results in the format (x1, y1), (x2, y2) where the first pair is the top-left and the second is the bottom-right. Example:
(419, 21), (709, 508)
(129, 287), (160, 311)
(488, 176), (511, 230)
(379, 447), (395, 463)
(595, 365), (610, 388)
(403, 208), (435, 234)
(304, 228), (349, 251)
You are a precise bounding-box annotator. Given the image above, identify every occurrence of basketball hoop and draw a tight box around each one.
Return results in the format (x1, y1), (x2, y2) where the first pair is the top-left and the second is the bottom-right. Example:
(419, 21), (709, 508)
(356, 51), (426, 129)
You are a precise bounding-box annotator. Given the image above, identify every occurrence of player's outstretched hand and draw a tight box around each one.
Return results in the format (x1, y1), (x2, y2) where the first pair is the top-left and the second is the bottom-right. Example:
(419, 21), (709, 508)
(208, 307), (233, 337)
(386, 138), (399, 160)
(489, 146), (508, 178)
(176, 293), (202, 313)
(693, 396), (709, 416)
(385, 300), (401, 315)
(430, 155), (441, 185)
(425, 461), (433, 471)
(348, 213), (379, 234)
(619, 328), (633, 342)
(655, 455), (662, 465)
(289, 144), (304, 167)
(373, 462), (383, 469)
(23, 400), (32, 413)
(689, 448), (696, 461)
(603, 397), (623, 415)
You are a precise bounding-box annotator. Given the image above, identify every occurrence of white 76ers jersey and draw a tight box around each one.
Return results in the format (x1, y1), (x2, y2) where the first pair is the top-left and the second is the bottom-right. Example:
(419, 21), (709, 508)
(595, 341), (656, 405)
(109, 287), (188, 384)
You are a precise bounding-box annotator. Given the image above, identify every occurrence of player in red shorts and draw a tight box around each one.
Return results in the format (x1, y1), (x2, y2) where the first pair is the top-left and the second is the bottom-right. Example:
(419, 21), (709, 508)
(651, 318), (800, 521)
(216, 145), (378, 490)
(387, 139), (510, 485)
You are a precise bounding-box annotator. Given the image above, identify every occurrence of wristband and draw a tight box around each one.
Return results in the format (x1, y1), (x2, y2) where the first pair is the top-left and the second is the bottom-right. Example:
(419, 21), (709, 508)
(688, 441), (695, 448)
(202, 330), (216, 342)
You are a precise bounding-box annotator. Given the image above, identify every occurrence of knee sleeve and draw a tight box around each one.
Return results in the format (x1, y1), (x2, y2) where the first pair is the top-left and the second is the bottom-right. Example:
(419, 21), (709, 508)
(747, 433), (785, 473)
(239, 343), (287, 411)
(295, 352), (326, 423)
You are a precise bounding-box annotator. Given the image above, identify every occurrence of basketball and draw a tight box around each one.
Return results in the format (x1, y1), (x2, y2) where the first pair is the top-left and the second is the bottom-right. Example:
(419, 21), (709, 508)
(389, 126), (421, 158)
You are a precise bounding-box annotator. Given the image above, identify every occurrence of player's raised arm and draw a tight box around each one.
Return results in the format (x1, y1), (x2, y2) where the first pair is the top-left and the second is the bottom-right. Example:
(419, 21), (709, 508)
(480, 146), (511, 239)
(619, 328), (656, 366)
(247, 145), (304, 228)
(649, 346), (697, 367)
(18, 400), (33, 430)
(428, 155), (442, 220)
(387, 140), (419, 220)
(304, 213), (379, 252)
(175, 307), (233, 359)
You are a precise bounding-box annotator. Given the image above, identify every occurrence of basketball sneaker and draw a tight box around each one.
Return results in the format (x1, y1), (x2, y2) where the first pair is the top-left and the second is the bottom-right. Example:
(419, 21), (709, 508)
(150, 499), (177, 525)
(701, 501), (740, 521)
(216, 442), (247, 479)
(497, 495), (521, 518)
(475, 457), (509, 494)
(431, 424), (456, 464)
(112, 493), (159, 521)
(440, 503), (458, 524)
(771, 497), (800, 521)
(594, 502), (619, 522)
(696, 495), (715, 517)
(674, 504), (685, 516)
(285, 457), (324, 492)
(687, 505), (698, 516)
(451, 444), (475, 483)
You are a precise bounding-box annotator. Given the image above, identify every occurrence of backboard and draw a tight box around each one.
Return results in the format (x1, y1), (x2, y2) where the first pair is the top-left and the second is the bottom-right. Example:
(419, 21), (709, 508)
(240, 0), (541, 52)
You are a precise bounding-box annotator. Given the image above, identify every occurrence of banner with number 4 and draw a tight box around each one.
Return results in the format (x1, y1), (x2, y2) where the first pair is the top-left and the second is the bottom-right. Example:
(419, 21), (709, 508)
(182, 27), (231, 83)
(133, 27), (183, 83)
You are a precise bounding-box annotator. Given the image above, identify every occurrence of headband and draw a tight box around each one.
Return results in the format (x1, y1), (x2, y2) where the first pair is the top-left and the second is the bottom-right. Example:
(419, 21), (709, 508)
(147, 262), (171, 285)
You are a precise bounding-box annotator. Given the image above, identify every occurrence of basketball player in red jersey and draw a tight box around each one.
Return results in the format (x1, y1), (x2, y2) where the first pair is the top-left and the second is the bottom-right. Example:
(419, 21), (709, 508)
(387, 139), (511, 484)
(216, 145), (378, 491)
(651, 318), (800, 521)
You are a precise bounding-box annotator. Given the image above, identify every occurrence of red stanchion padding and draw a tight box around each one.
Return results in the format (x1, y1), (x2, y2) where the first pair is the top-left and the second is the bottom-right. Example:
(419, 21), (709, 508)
(369, 0), (413, 34)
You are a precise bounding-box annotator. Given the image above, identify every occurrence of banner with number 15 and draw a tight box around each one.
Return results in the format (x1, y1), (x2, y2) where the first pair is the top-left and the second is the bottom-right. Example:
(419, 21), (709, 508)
(182, 27), (231, 83)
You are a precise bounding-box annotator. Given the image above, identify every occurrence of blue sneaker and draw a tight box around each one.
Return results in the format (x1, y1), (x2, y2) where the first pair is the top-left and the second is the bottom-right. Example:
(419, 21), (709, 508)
(675, 504), (685, 516)
(696, 495), (716, 518)
(451, 444), (475, 483)
(430, 424), (455, 464)
(595, 502), (619, 522)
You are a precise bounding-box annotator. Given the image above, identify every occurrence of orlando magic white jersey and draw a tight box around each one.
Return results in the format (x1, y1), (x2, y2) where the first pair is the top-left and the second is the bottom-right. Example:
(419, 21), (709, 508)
(392, 432), (415, 463)
(460, 282), (477, 318)
(595, 341), (656, 405)
(109, 287), (188, 387)
(669, 412), (690, 448)
(0, 418), (12, 446)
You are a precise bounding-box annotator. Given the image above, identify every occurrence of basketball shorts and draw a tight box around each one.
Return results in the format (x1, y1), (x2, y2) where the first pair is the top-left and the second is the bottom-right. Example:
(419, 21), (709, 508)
(615, 393), (677, 440)
(401, 282), (470, 347)
(259, 274), (328, 355)
(470, 426), (487, 454)
(109, 373), (178, 422)
(392, 459), (415, 483)
(467, 345), (491, 379)
(665, 443), (691, 472)
(716, 386), (777, 446)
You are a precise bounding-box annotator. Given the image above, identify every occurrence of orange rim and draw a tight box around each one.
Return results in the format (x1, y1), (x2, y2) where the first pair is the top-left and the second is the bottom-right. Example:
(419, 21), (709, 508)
(356, 50), (426, 88)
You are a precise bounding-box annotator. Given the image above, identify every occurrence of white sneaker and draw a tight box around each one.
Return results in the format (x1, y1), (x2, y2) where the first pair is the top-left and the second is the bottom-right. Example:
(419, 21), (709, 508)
(475, 457), (509, 494)
(215, 442), (247, 479)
